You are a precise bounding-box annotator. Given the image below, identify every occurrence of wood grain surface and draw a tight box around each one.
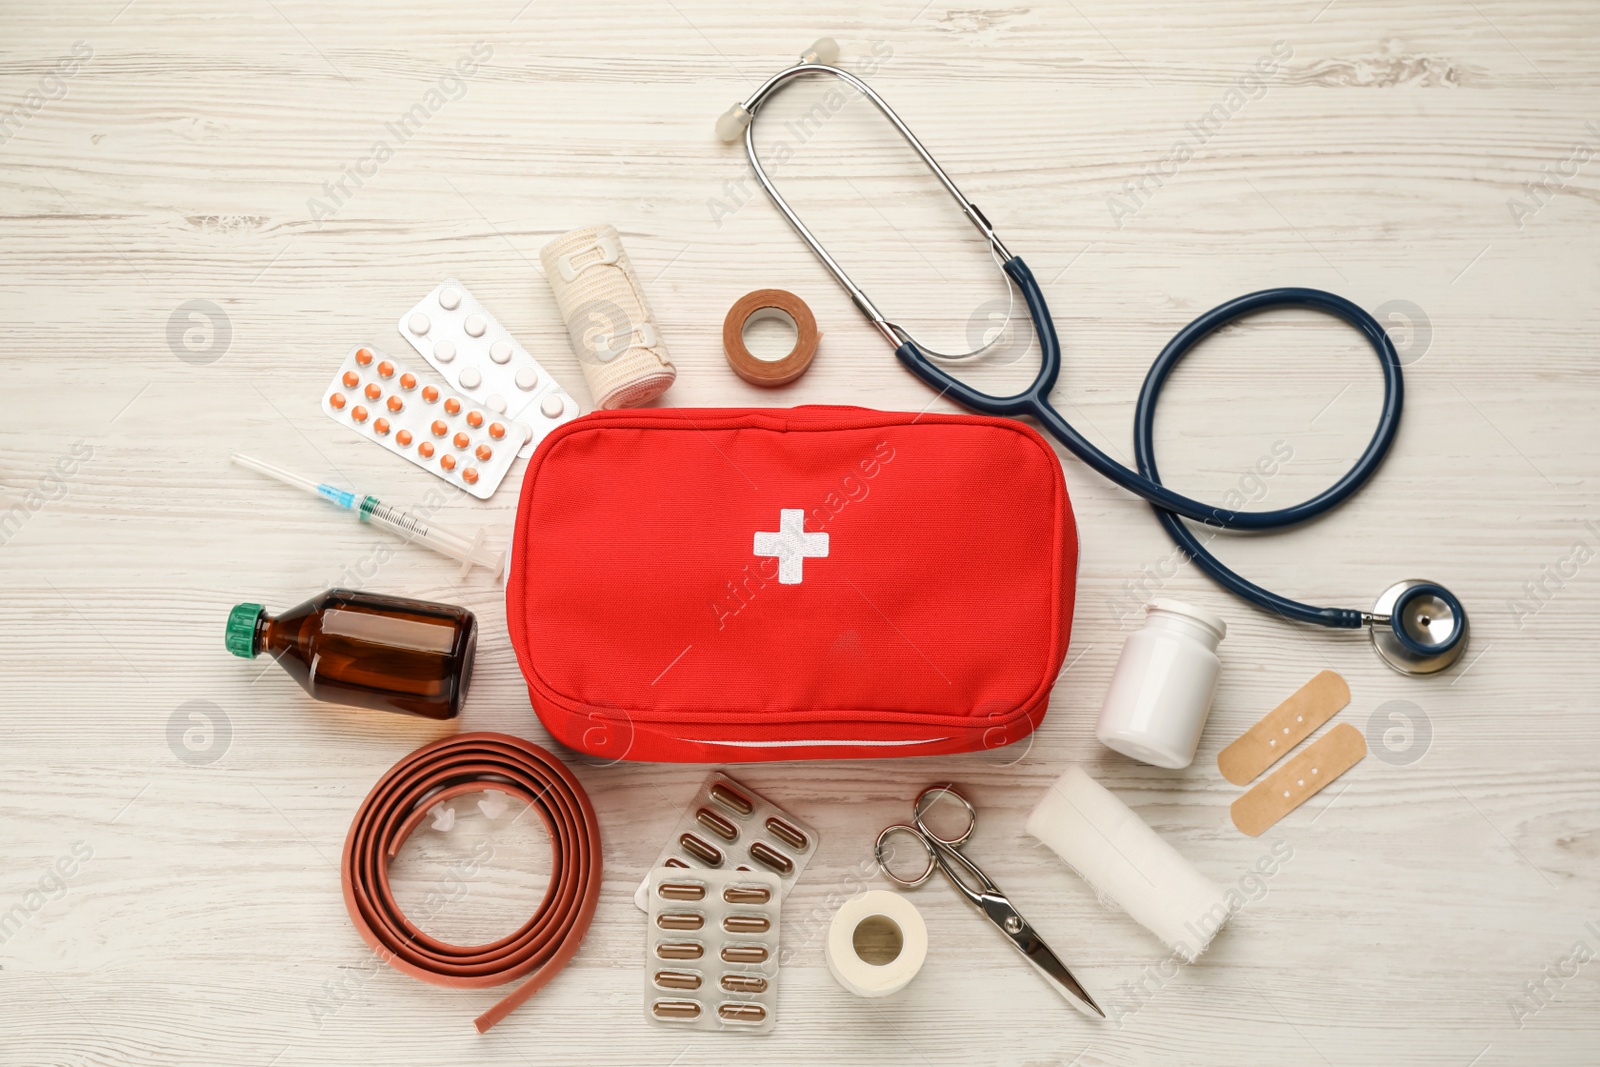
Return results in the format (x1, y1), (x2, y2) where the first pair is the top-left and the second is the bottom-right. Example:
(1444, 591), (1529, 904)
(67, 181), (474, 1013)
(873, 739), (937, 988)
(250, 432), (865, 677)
(2, 1), (1598, 1064)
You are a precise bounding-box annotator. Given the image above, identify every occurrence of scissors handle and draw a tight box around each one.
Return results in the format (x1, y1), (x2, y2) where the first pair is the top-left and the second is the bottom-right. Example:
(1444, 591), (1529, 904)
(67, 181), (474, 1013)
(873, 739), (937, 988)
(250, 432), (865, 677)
(874, 786), (996, 906)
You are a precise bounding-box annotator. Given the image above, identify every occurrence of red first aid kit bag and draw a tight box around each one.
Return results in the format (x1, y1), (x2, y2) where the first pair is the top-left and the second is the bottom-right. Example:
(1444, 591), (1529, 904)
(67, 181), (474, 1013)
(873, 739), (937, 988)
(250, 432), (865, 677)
(506, 406), (1076, 762)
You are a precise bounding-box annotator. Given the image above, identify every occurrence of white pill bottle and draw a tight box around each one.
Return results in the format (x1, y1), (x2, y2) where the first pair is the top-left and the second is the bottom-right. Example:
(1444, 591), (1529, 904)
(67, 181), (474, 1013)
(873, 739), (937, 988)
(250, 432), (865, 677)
(1095, 599), (1226, 769)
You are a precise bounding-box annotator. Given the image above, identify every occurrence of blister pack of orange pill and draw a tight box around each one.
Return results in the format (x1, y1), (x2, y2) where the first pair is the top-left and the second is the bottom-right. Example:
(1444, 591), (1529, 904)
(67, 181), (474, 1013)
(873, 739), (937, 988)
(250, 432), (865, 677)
(322, 345), (529, 500)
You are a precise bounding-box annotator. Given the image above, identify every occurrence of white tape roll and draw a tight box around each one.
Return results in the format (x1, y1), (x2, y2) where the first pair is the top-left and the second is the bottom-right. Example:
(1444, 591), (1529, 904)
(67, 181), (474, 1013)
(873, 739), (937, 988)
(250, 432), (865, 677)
(825, 891), (928, 998)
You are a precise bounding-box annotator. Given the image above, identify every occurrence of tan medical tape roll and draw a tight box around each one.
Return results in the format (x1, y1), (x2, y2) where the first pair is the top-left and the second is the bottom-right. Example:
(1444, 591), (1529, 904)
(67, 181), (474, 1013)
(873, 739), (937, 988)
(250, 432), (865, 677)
(539, 224), (676, 410)
(722, 289), (819, 387)
(825, 891), (927, 998)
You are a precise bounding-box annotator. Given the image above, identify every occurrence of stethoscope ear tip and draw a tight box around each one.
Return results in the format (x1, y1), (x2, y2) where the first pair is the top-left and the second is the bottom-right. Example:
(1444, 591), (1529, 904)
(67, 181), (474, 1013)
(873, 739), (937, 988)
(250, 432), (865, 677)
(715, 103), (752, 143)
(1371, 580), (1468, 675)
(801, 37), (840, 65)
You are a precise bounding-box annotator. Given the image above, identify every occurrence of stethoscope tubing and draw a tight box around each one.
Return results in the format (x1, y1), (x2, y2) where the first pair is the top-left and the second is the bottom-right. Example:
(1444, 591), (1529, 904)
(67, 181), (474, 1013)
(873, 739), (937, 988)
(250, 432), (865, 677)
(895, 257), (1405, 630)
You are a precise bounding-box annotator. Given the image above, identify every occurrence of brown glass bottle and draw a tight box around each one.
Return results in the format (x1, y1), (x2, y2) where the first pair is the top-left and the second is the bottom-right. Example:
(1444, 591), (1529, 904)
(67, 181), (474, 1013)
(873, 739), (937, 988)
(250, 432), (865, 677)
(225, 589), (476, 719)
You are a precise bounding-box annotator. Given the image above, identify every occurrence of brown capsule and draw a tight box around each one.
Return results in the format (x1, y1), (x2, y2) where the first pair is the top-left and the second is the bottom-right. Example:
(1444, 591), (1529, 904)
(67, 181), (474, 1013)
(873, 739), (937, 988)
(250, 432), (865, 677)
(695, 807), (737, 841)
(722, 914), (770, 934)
(720, 944), (768, 964)
(720, 973), (768, 994)
(764, 816), (808, 851)
(664, 857), (690, 869)
(657, 881), (705, 901)
(722, 884), (771, 905)
(656, 913), (704, 931)
(748, 841), (793, 875)
(655, 942), (703, 961)
(709, 782), (755, 816)
(718, 1003), (767, 1023)
(680, 833), (723, 866)
(652, 999), (702, 1020)
(653, 971), (702, 991)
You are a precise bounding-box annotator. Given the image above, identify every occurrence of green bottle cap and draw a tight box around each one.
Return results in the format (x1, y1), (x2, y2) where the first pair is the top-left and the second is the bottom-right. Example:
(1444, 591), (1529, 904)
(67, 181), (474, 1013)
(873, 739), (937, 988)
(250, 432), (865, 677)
(225, 603), (264, 658)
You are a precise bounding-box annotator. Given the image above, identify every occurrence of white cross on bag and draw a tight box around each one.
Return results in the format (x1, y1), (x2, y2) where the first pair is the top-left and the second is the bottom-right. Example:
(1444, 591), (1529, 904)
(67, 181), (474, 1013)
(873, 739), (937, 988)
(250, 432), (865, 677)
(752, 509), (830, 585)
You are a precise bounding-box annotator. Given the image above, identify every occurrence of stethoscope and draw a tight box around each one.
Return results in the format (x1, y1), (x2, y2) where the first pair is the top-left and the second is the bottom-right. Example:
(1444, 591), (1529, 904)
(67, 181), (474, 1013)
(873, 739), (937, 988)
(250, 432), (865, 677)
(718, 39), (1469, 676)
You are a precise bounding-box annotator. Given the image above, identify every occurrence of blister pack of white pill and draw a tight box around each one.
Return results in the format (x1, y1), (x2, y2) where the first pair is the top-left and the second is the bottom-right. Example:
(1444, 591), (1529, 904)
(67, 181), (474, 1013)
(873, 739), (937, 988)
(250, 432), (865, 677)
(322, 345), (529, 500)
(399, 279), (581, 458)
(645, 867), (780, 1034)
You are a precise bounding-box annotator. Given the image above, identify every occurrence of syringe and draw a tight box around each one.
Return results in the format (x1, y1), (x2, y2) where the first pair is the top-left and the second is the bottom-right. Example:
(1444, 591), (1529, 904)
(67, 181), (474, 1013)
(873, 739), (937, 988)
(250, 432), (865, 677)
(231, 453), (506, 579)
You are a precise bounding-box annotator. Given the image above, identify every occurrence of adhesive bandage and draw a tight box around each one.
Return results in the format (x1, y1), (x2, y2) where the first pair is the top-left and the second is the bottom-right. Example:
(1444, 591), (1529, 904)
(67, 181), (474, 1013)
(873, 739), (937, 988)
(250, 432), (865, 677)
(1217, 670), (1350, 785)
(1231, 723), (1366, 836)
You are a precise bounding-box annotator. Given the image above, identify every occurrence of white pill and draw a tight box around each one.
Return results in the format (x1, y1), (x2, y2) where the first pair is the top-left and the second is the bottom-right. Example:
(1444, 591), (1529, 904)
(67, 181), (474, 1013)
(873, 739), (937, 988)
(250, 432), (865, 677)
(490, 340), (513, 364)
(486, 393), (508, 413)
(433, 339), (456, 363)
(438, 287), (462, 310)
(515, 367), (538, 391)
(459, 367), (483, 390)
(408, 313), (430, 336)
(540, 394), (564, 419)
(464, 314), (486, 338)
(513, 421), (533, 443)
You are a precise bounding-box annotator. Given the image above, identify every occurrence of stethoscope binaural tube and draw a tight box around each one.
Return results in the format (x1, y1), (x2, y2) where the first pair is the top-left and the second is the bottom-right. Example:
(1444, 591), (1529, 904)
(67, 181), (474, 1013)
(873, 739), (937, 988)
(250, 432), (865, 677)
(726, 43), (1469, 670)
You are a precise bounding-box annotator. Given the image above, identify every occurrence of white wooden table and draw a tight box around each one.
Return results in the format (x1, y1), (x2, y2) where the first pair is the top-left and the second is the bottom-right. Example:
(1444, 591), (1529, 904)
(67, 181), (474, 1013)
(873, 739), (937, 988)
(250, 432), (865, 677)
(4, 2), (1597, 1063)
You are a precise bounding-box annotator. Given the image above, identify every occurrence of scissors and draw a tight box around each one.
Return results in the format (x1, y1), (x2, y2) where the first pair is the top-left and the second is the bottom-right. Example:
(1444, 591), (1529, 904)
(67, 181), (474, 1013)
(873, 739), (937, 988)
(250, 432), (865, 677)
(874, 785), (1104, 1019)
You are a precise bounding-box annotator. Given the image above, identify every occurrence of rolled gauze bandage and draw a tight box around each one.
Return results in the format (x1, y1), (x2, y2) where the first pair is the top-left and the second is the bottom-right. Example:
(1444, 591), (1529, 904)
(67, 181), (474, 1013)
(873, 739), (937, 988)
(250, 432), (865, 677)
(1026, 765), (1229, 962)
(539, 224), (676, 410)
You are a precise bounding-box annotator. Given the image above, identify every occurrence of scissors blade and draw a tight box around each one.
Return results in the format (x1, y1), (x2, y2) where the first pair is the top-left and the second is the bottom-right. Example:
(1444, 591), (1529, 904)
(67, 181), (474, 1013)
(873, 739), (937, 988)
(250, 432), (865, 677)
(980, 894), (1105, 1019)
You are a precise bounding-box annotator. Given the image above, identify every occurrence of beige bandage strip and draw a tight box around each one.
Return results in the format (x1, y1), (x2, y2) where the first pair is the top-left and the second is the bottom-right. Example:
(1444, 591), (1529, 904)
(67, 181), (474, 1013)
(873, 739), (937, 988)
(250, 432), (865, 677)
(1217, 669), (1350, 786)
(1231, 723), (1366, 836)
(539, 224), (676, 410)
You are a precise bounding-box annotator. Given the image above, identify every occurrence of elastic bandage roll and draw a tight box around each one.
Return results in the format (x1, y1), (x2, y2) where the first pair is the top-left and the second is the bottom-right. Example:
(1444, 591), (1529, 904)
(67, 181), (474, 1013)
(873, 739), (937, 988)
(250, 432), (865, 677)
(1026, 765), (1229, 962)
(540, 224), (676, 410)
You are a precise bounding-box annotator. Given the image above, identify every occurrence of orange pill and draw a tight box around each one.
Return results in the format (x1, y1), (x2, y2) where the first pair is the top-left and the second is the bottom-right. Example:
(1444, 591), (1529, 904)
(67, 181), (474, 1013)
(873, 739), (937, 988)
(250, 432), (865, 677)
(466, 411), (484, 428)
(422, 386), (439, 403)
(396, 430), (413, 446)
(351, 405), (368, 422)
(440, 454), (456, 472)
(329, 392), (347, 410)
(373, 417), (390, 435)
(364, 383), (381, 401)
(475, 444), (493, 461)
(488, 422), (506, 439)
(444, 398), (461, 415)
(418, 441), (435, 458)
(342, 371), (360, 388)
(453, 432), (470, 450)
(355, 348), (374, 365)
(386, 395), (403, 413)
(399, 373), (417, 390)
(431, 420), (448, 437)
(462, 468), (479, 485)
(377, 361), (395, 378)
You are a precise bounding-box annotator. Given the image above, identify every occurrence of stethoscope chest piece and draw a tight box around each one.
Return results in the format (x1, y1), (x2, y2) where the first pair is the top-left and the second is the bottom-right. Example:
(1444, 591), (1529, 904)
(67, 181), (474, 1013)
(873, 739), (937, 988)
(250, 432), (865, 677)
(1370, 579), (1468, 675)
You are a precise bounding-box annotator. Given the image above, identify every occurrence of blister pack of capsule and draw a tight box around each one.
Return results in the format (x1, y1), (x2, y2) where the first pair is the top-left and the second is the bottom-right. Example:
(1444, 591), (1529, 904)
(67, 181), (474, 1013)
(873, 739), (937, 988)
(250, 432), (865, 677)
(322, 345), (529, 500)
(399, 279), (581, 458)
(645, 868), (780, 1033)
(633, 771), (818, 912)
